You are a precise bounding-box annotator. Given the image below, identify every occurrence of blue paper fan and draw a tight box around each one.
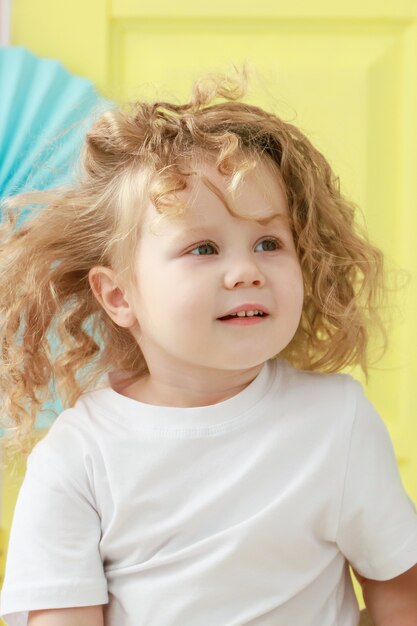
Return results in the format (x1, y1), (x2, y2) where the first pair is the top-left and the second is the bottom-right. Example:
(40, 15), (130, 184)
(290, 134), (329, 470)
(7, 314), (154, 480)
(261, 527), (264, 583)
(0, 46), (112, 204)
(0, 47), (113, 431)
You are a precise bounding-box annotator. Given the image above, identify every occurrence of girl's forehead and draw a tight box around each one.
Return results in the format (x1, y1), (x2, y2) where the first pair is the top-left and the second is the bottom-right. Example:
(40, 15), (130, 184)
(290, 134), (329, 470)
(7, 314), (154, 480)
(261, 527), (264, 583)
(138, 157), (288, 234)
(141, 191), (291, 245)
(146, 155), (288, 229)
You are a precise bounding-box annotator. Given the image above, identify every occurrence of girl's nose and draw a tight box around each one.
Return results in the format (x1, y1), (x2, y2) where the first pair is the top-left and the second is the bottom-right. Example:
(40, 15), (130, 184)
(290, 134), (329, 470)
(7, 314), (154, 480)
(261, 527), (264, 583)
(223, 257), (266, 289)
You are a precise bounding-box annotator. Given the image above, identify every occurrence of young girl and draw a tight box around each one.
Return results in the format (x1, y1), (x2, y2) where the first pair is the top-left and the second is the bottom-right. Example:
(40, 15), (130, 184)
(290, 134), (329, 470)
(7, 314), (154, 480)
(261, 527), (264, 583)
(0, 67), (416, 626)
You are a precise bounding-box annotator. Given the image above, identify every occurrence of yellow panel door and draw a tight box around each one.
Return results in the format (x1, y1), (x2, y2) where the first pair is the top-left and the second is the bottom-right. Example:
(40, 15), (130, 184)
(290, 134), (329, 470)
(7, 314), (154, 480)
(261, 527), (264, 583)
(6, 0), (417, 615)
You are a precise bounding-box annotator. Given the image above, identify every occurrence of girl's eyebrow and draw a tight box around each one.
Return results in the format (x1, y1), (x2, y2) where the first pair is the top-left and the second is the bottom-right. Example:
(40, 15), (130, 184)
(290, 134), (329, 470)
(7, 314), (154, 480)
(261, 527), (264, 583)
(257, 213), (292, 227)
(177, 213), (292, 238)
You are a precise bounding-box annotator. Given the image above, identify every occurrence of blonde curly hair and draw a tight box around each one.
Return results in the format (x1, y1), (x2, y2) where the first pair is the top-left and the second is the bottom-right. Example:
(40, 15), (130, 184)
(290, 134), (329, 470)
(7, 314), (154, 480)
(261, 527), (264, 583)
(0, 65), (398, 461)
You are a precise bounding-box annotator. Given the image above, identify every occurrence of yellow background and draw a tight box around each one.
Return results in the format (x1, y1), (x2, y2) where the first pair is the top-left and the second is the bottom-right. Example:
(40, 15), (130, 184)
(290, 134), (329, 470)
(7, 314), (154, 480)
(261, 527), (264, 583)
(2, 0), (417, 617)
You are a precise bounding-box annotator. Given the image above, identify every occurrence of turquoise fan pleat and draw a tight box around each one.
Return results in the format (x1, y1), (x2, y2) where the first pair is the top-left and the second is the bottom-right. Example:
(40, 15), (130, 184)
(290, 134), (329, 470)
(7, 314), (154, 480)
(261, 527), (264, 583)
(0, 47), (113, 432)
(0, 46), (112, 201)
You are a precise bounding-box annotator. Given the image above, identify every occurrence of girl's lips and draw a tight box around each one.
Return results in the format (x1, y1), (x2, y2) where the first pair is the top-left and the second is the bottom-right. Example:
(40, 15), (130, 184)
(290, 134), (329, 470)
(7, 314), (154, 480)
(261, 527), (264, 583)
(219, 304), (270, 317)
(218, 315), (268, 325)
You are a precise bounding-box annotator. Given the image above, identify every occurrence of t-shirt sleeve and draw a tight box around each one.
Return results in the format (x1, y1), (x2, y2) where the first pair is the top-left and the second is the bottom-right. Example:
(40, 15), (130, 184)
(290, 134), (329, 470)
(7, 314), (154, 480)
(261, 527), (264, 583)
(0, 424), (108, 626)
(336, 379), (417, 581)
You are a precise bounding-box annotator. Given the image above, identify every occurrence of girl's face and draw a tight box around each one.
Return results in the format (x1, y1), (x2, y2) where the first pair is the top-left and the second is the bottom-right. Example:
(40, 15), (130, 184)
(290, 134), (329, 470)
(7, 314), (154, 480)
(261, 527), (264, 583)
(127, 157), (304, 380)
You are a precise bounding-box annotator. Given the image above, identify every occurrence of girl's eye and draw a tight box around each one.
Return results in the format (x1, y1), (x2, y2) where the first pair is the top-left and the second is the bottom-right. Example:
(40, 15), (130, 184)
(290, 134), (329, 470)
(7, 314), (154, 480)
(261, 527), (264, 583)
(188, 238), (282, 256)
(255, 238), (281, 252)
(189, 242), (217, 256)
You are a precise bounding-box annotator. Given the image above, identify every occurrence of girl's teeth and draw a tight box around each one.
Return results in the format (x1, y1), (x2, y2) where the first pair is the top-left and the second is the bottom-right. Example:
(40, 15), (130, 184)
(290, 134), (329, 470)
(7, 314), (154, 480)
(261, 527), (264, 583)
(236, 310), (258, 317)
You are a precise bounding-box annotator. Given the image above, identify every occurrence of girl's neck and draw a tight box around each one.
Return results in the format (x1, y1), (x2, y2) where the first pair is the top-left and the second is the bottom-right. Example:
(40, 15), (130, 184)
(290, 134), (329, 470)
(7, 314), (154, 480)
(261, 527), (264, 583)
(113, 364), (264, 408)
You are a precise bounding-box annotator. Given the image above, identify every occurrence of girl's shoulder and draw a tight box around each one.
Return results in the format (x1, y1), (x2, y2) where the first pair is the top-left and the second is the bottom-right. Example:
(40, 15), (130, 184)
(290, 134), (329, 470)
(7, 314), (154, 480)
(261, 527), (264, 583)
(273, 357), (362, 401)
(275, 359), (390, 453)
(26, 402), (101, 494)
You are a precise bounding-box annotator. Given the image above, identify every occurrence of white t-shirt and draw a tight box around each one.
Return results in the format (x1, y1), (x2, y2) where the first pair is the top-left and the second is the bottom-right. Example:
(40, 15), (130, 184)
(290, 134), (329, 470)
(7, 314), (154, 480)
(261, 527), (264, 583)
(1, 358), (417, 626)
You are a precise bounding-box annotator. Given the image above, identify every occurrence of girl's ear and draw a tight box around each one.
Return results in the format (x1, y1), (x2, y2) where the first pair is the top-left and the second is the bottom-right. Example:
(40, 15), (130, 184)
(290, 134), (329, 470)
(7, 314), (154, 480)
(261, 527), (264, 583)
(88, 266), (137, 329)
